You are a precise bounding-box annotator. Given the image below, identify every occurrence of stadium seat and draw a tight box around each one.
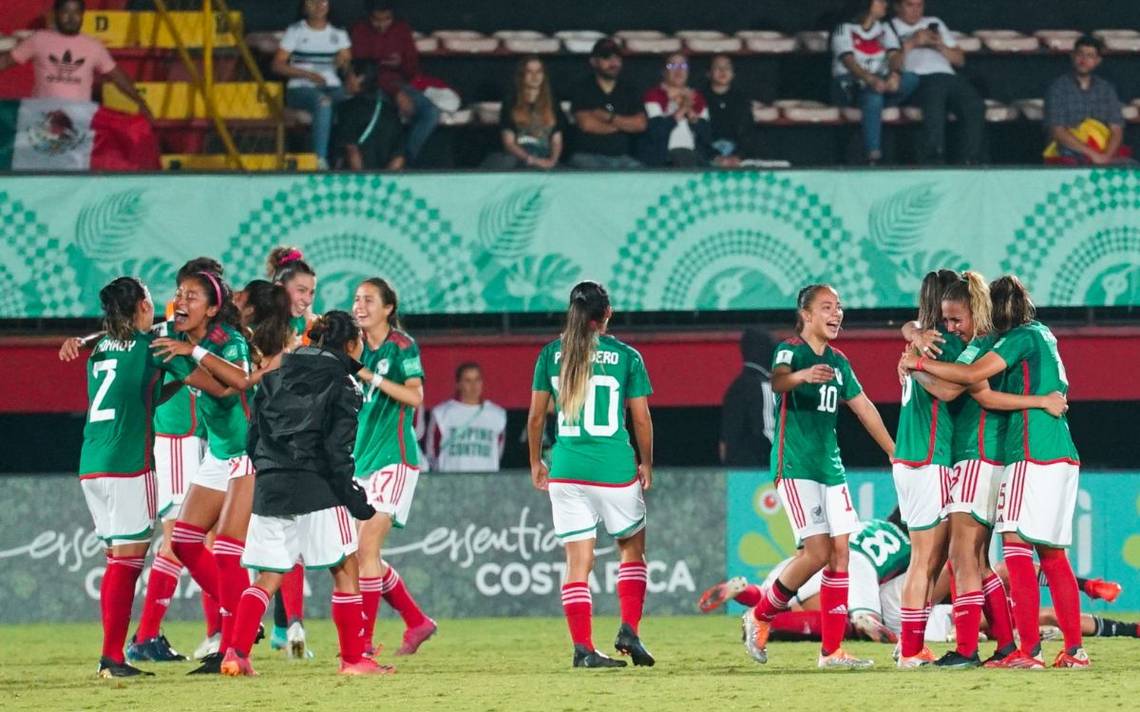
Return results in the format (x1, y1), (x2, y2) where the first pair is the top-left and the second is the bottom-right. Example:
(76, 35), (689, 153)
(840, 106), (903, 123)
(413, 32), (440, 53)
(617, 31), (682, 53)
(736, 31), (797, 53)
(554, 30), (605, 54)
(952, 32), (982, 52)
(433, 31), (500, 53)
(492, 31), (560, 53)
(902, 106), (924, 122)
(438, 108), (474, 126)
(677, 31), (742, 53)
(750, 101), (779, 123)
(472, 101), (501, 125)
(1095, 29), (1140, 52)
(614, 30), (666, 40)
(777, 100), (840, 123)
(1014, 98), (1044, 121)
(560, 100), (575, 124)
(1035, 29), (1082, 52)
(1124, 104), (1140, 121)
(162, 153), (319, 171)
(244, 31), (283, 55)
(974, 30), (1039, 52)
(984, 99), (1019, 122)
(796, 31), (829, 53)
(0, 35), (16, 52)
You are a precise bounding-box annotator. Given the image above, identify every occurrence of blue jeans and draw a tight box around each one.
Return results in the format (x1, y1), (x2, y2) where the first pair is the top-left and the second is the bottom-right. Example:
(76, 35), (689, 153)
(286, 85), (348, 162)
(402, 87), (440, 162)
(833, 72), (919, 156)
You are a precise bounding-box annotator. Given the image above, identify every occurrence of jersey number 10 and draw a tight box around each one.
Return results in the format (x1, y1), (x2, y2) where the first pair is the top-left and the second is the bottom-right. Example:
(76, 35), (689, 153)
(550, 375), (620, 437)
(816, 384), (838, 413)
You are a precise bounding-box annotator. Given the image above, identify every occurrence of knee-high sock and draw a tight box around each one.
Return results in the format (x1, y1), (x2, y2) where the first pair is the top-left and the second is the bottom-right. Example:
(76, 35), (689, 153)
(231, 585), (270, 657)
(734, 584), (763, 608)
(380, 565), (427, 629)
(561, 582), (593, 649)
(134, 554), (181, 641)
(1003, 542), (1041, 655)
(201, 590), (222, 637)
(280, 564), (305, 625)
(981, 573), (1015, 650)
(819, 570), (849, 655)
(331, 592), (365, 664)
(952, 590), (985, 657)
(769, 610), (824, 640)
(359, 576), (384, 651)
(101, 555), (145, 663)
(1038, 548), (1083, 651)
(212, 536), (248, 651)
(752, 580), (793, 623)
(617, 562), (648, 634)
(170, 522), (218, 600)
(900, 607), (927, 658)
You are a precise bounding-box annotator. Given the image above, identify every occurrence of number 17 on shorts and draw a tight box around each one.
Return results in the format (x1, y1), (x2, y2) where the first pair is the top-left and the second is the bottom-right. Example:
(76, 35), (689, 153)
(363, 463), (420, 527)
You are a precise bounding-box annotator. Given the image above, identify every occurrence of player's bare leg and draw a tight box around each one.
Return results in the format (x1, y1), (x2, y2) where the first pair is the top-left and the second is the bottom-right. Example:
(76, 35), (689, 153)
(614, 528), (653, 666)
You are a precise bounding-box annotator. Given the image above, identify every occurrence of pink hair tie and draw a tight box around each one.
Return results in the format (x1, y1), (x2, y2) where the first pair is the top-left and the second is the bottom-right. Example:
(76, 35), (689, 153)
(279, 249), (303, 266)
(198, 271), (223, 306)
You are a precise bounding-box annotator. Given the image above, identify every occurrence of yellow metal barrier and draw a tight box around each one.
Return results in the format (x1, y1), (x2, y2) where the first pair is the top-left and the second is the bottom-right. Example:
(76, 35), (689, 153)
(104, 81), (283, 120)
(81, 10), (241, 49)
(162, 153), (318, 171)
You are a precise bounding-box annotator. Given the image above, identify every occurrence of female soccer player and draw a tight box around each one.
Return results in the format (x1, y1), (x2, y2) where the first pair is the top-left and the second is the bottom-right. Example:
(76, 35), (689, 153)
(80, 277), (223, 677)
(220, 311), (392, 677)
(267, 246), (317, 346)
(351, 278), (436, 656)
(891, 270), (963, 668)
(744, 284), (894, 669)
(901, 275), (1086, 669)
(154, 270), (289, 674)
(527, 280), (655, 669)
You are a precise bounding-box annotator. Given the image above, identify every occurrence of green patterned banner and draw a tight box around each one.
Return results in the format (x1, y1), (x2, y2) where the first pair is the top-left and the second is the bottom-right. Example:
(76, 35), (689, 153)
(2, 169), (1138, 317)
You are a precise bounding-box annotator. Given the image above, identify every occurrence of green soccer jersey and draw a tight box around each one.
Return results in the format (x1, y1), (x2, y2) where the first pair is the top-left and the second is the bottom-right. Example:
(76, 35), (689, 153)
(951, 334), (1007, 464)
(290, 315), (309, 343)
(849, 519), (911, 583)
(353, 329), (424, 477)
(168, 323), (254, 459)
(770, 338), (862, 486)
(150, 320), (202, 438)
(993, 321), (1080, 464)
(79, 332), (169, 477)
(894, 329), (964, 467)
(531, 335), (653, 485)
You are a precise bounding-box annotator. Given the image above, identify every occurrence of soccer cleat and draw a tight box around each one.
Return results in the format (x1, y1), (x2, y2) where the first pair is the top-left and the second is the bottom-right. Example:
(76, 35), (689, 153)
(818, 648), (874, 669)
(194, 633), (221, 660)
(897, 647), (935, 669)
(572, 645), (628, 668)
(97, 657), (154, 678)
(269, 625), (288, 651)
(1039, 625), (1062, 642)
(1052, 647), (1091, 669)
(982, 642), (1018, 667)
(219, 648), (257, 677)
(126, 634), (188, 662)
(698, 577), (748, 613)
(187, 651), (223, 675)
(395, 618), (438, 656)
(742, 610), (770, 664)
(851, 613), (898, 644)
(989, 650), (1046, 669)
(933, 650), (982, 669)
(1083, 578), (1122, 603)
(339, 657), (397, 676)
(614, 623), (655, 666)
(362, 642), (385, 659)
(286, 621), (314, 660)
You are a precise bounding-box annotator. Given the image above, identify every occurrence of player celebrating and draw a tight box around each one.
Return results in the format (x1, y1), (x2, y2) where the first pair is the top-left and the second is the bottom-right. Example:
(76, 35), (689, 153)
(528, 280), (655, 669)
(901, 275), (1086, 668)
(267, 246), (317, 345)
(80, 277), (223, 677)
(351, 278), (437, 656)
(220, 311), (392, 677)
(744, 284), (895, 669)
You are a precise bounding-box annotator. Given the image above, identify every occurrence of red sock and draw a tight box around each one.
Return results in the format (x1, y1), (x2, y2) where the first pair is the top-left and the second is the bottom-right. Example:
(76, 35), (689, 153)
(952, 590), (984, 657)
(171, 522), (218, 599)
(201, 590), (222, 637)
(1038, 548), (1083, 651)
(752, 580), (793, 623)
(616, 562), (648, 634)
(734, 584), (763, 608)
(101, 555), (145, 663)
(359, 576), (383, 651)
(900, 608), (927, 658)
(1003, 541), (1041, 655)
(981, 573), (1015, 650)
(134, 554), (181, 641)
(770, 610), (823, 638)
(213, 536), (248, 651)
(380, 566), (427, 629)
(231, 585), (269, 657)
(281, 564), (305, 624)
(561, 582), (593, 649)
(331, 592), (365, 664)
(819, 570), (849, 655)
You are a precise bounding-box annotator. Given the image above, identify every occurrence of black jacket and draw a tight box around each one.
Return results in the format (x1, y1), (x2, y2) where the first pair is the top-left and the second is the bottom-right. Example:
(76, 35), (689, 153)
(247, 346), (374, 520)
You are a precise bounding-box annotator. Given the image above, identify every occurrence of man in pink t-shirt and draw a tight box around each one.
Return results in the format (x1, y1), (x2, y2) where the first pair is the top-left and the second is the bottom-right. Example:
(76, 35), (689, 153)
(0, 0), (151, 118)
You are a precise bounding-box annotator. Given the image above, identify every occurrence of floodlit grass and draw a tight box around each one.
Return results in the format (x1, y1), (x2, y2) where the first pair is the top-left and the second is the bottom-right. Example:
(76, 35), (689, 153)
(3, 616), (1138, 711)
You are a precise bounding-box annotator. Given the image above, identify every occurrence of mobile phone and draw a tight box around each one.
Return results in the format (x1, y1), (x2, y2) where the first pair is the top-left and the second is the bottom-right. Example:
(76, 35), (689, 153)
(927, 21), (940, 33)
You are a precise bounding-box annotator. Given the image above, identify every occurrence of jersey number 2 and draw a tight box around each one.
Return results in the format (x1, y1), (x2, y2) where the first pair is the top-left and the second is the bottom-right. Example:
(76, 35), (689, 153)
(551, 375), (620, 437)
(89, 361), (118, 423)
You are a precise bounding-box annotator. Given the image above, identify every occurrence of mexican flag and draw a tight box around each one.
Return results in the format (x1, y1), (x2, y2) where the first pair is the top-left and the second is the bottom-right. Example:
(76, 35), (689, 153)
(0, 99), (160, 171)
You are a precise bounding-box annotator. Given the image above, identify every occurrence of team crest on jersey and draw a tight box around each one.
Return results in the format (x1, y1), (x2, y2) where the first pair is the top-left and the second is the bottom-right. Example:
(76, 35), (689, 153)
(834, 369), (843, 386)
(775, 350), (792, 366)
(810, 505), (824, 524)
(378, 358), (390, 375)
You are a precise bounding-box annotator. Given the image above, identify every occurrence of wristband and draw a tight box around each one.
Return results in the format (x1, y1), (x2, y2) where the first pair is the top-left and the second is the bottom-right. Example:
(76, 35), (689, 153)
(370, 372), (384, 388)
(915, 356), (926, 372)
(191, 345), (209, 363)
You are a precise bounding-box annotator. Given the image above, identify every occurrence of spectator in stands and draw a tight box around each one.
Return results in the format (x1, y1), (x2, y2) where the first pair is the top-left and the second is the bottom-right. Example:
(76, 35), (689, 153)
(350, 0), (439, 163)
(272, 0), (357, 169)
(1043, 34), (1132, 166)
(482, 56), (565, 169)
(333, 81), (405, 170)
(0, 0), (151, 120)
(830, 0), (918, 164)
(719, 328), (775, 468)
(704, 54), (752, 167)
(641, 52), (713, 167)
(567, 38), (647, 169)
(426, 363), (508, 473)
(889, 0), (984, 164)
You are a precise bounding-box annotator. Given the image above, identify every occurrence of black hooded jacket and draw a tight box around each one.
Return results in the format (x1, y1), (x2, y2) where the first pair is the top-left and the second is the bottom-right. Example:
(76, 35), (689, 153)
(247, 346), (374, 519)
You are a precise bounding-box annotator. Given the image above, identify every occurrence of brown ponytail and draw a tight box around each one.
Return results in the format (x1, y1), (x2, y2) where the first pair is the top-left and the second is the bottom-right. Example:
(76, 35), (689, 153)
(990, 275), (1036, 333)
(917, 269), (960, 330)
(99, 277), (148, 341)
(267, 245), (316, 285)
(360, 277), (402, 331)
(559, 281), (610, 426)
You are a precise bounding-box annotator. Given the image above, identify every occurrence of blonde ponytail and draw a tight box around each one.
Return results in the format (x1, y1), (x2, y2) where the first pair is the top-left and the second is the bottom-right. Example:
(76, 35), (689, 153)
(963, 271), (993, 338)
(558, 281), (610, 426)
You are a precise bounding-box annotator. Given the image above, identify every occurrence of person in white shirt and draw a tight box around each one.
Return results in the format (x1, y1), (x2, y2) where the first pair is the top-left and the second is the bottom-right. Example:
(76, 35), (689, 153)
(272, 0), (358, 166)
(831, 0), (919, 164)
(426, 363), (508, 473)
(889, 0), (984, 163)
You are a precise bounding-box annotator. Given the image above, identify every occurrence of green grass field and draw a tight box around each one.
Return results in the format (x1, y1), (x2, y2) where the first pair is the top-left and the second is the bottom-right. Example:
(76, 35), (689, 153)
(4, 616), (1138, 712)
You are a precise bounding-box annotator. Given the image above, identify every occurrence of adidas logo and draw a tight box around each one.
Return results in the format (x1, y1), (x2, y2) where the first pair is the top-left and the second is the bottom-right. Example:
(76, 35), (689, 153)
(46, 50), (86, 85)
(158, 597), (172, 607)
(828, 605), (848, 615)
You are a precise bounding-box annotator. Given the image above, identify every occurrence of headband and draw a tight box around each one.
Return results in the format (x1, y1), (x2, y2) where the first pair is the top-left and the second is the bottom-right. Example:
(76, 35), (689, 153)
(198, 271), (223, 306)
(278, 249), (303, 267)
